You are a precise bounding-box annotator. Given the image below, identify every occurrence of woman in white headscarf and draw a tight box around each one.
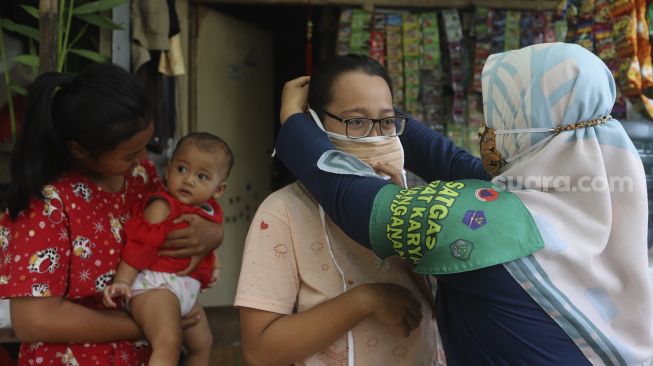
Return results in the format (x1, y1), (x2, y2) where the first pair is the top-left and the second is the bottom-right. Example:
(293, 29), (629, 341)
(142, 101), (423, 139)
(275, 43), (653, 365)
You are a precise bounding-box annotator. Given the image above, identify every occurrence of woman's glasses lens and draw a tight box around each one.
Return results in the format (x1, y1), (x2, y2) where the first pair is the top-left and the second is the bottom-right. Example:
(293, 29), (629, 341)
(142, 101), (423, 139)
(346, 117), (406, 138)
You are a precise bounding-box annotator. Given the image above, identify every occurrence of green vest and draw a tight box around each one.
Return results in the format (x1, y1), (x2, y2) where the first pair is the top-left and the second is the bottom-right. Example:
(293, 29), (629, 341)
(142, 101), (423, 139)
(370, 179), (544, 275)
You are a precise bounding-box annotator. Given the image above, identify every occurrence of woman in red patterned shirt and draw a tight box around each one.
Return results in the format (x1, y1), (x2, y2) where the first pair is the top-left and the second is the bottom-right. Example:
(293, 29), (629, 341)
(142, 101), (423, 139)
(0, 63), (221, 365)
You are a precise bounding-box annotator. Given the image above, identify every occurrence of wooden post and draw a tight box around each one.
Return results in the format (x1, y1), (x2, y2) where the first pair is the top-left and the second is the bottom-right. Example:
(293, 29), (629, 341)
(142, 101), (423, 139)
(39, 0), (58, 73)
(189, 4), (198, 133)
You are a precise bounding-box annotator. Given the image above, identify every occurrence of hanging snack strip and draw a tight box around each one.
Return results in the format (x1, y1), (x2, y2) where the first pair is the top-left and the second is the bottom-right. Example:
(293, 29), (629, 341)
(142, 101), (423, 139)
(610, 0), (653, 119)
(386, 14), (405, 109)
(634, 0), (653, 116)
(490, 10), (506, 54)
(420, 12), (445, 131)
(593, 0), (625, 117)
(504, 11), (521, 51)
(420, 12), (441, 70)
(634, 0), (653, 93)
(336, 9), (353, 56)
(472, 7), (492, 93)
(520, 11), (536, 48)
(574, 0), (594, 51)
(443, 9), (465, 125)
(611, 0), (637, 96)
(349, 9), (372, 56)
(369, 13), (386, 66)
(553, 1), (569, 42)
(403, 13), (422, 117)
(542, 11), (558, 43)
(466, 93), (483, 157)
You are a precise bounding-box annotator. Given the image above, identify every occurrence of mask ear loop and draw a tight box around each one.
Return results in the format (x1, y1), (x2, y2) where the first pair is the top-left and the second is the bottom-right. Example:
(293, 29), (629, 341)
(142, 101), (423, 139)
(494, 114), (611, 165)
(504, 134), (556, 164)
(492, 127), (556, 164)
(307, 106), (329, 133)
(318, 205), (356, 365)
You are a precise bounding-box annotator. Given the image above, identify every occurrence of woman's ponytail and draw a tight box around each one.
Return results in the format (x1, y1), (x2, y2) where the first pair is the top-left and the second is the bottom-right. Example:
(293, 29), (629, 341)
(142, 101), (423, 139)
(7, 72), (75, 220)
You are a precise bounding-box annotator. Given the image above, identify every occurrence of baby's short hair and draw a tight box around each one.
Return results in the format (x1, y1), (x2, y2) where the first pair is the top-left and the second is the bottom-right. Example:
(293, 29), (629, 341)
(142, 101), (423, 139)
(173, 132), (234, 179)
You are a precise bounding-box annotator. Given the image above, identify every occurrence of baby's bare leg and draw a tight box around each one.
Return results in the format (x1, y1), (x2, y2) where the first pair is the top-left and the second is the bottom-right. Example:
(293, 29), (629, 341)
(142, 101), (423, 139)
(182, 301), (213, 366)
(130, 289), (183, 366)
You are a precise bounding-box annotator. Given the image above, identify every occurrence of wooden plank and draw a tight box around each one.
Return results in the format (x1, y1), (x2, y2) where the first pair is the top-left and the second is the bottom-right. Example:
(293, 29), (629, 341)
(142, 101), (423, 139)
(474, 0), (558, 9)
(189, 5), (199, 133)
(190, 0), (473, 8)
(189, 0), (559, 9)
(38, 0), (58, 73)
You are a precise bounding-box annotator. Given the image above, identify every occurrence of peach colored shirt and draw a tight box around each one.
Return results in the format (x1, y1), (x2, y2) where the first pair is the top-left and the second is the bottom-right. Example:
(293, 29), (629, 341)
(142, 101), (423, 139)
(235, 183), (445, 365)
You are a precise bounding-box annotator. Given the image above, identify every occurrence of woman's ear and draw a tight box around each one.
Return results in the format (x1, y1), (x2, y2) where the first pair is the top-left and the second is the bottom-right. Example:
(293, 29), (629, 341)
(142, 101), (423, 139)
(68, 141), (90, 160)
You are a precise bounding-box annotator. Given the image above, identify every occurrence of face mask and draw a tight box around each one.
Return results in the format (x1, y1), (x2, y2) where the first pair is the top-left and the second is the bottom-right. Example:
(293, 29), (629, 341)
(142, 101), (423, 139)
(308, 108), (405, 178)
(479, 125), (504, 177)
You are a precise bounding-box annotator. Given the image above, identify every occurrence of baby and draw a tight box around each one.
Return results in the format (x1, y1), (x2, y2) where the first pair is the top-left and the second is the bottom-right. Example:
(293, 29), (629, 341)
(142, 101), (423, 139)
(103, 132), (233, 366)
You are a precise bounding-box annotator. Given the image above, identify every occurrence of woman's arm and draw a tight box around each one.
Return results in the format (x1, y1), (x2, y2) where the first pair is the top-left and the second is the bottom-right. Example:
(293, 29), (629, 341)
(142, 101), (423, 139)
(10, 297), (143, 343)
(240, 283), (422, 366)
(159, 215), (224, 275)
(400, 117), (489, 181)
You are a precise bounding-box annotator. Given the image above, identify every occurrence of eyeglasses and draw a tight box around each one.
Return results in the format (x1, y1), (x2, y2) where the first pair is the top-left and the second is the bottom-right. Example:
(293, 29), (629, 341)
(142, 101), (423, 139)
(321, 110), (407, 139)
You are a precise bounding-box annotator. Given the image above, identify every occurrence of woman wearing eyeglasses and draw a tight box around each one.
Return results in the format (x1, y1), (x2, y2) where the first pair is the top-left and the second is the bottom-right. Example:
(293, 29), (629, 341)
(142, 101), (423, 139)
(273, 44), (653, 365)
(235, 55), (448, 366)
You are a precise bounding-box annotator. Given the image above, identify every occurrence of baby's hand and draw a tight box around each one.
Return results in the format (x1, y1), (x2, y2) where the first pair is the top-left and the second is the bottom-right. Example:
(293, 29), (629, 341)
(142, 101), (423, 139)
(102, 281), (132, 308)
(211, 267), (221, 285)
(202, 256), (221, 292)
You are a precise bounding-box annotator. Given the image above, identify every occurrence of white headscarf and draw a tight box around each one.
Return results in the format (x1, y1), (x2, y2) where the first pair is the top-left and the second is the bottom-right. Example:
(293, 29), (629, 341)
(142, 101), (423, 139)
(482, 43), (653, 365)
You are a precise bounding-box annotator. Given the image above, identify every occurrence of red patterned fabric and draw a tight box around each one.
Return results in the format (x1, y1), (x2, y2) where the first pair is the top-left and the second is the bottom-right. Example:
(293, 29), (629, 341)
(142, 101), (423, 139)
(121, 191), (222, 287)
(0, 161), (163, 365)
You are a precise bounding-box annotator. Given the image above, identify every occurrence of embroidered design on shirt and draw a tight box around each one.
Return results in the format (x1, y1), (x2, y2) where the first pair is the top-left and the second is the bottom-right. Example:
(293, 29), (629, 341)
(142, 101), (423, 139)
(42, 185), (64, 224)
(95, 270), (115, 292)
(374, 257), (391, 272)
(57, 347), (80, 366)
(72, 182), (92, 202)
(72, 236), (95, 260)
(31, 283), (51, 297)
(27, 248), (60, 273)
(109, 214), (123, 243)
(318, 344), (347, 366)
(132, 339), (150, 351)
(273, 244), (288, 260)
(366, 337), (379, 351)
(0, 226), (9, 251)
(392, 345), (408, 360)
(131, 164), (149, 185)
(310, 241), (324, 254)
(260, 221), (269, 230)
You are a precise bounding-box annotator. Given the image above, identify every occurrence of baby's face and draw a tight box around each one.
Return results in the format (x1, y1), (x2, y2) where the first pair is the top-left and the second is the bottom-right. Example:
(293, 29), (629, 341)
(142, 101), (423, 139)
(166, 144), (225, 206)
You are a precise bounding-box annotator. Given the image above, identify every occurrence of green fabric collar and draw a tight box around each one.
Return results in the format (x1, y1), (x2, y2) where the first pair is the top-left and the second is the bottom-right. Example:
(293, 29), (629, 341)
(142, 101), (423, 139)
(370, 179), (544, 275)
